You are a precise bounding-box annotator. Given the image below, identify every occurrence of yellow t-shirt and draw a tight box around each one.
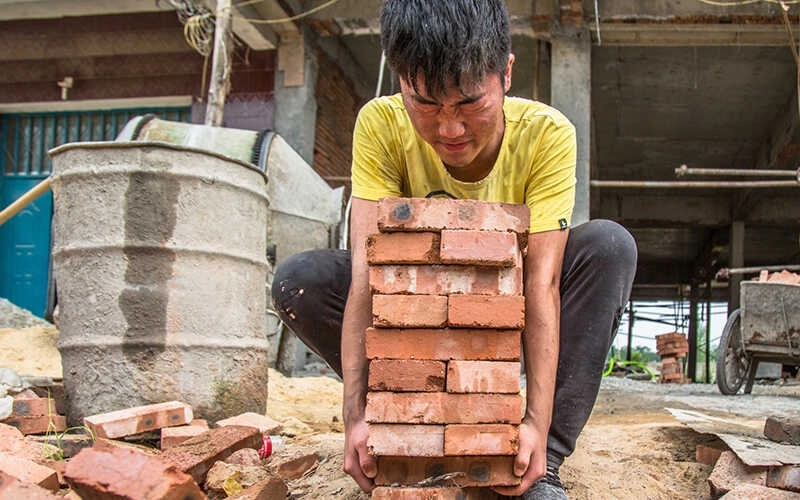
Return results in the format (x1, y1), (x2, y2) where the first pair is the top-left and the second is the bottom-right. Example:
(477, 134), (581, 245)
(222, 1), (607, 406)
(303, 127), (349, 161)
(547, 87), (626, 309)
(351, 94), (576, 233)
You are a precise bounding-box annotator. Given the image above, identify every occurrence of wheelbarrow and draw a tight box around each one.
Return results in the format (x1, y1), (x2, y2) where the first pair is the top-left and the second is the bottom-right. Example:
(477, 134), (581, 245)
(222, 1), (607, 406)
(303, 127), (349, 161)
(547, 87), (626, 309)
(716, 279), (800, 394)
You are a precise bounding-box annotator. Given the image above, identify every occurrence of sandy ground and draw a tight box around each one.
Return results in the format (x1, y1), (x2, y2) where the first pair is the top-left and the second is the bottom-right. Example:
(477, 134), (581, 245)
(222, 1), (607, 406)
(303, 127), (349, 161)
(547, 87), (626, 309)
(2, 326), (799, 499)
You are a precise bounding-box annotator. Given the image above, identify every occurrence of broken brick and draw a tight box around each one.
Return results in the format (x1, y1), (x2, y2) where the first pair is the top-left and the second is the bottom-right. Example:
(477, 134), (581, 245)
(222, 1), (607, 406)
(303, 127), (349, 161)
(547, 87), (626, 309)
(83, 401), (193, 439)
(695, 444), (724, 466)
(11, 393), (57, 417)
(373, 294), (448, 328)
(370, 264), (523, 296)
(0, 451), (59, 491)
(446, 360), (520, 394)
(721, 482), (800, 499)
(444, 424), (519, 456)
(0, 423), (46, 460)
(0, 471), (60, 499)
(764, 416), (800, 445)
(204, 461), (274, 497)
(369, 359), (446, 392)
(766, 465), (800, 492)
(375, 456), (520, 487)
(2, 414), (66, 435)
(215, 412), (282, 435)
(365, 328), (521, 361)
(272, 452), (319, 481)
(161, 420), (210, 450)
(64, 447), (204, 499)
(367, 424), (445, 457)
(707, 450), (767, 497)
(366, 392), (522, 424)
(448, 295), (525, 329)
(227, 473), (288, 500)
(160, 425), (262, 484)
(367, 232), (441, 264)
(439, 229), (518, 267)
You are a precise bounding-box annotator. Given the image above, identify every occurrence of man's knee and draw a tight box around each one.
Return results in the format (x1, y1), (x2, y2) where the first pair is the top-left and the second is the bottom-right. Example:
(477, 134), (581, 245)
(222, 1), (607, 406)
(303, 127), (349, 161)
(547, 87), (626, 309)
(572, 219), (637, 269)
(271, 249), (350, 320)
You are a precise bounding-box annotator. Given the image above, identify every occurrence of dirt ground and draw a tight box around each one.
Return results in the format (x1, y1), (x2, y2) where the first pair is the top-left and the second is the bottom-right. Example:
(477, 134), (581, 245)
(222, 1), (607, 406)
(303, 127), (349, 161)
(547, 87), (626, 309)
(2, 326), (799, 499)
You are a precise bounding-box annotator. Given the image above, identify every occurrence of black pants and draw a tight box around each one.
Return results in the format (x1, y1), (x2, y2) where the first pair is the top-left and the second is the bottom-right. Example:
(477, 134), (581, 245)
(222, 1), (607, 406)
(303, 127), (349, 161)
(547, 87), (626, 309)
(271, 219), (637, 465)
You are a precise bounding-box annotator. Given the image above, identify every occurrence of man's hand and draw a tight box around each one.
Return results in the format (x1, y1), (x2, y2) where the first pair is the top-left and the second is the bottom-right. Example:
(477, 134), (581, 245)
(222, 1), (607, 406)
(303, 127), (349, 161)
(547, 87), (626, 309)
(343, 415), (377, 492)
(492, 417), (548, 496)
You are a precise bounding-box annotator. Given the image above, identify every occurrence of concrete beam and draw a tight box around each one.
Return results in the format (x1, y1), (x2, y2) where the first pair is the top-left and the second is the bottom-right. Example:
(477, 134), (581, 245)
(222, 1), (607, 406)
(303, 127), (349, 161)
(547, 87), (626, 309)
(0, 0), (164, 20)
(593, 23), (800, 46)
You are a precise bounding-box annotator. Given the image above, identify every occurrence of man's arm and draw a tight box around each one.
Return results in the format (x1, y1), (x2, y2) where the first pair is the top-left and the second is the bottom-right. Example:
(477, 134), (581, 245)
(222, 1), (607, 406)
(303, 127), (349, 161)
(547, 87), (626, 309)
(495, 228), (568, 496)
(341, 197), (379, 493)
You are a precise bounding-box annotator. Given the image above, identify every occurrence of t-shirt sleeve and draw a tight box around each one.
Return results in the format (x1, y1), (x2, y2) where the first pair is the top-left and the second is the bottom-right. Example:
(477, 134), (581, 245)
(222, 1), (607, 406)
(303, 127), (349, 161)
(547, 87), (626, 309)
(525, 116), (577, 233)
(350, 99), (405, 201)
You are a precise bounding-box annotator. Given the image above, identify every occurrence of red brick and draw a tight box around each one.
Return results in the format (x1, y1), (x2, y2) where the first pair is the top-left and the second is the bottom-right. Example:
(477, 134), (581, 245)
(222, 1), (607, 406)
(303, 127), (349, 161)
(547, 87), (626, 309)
(767, 465), (800, 492)
(11, 394), (57, 417)
(370, 264), (523, 296)
(369, 359), (446, 392)
(367, 232), (441, 264)
(375, 456), (520, 487)
(440, 230), (519, 267)
(444, 424), (519, 456)
(377, 197), (530, 236)
(93, 437), (161, 456)
(446, 361), (520, 394)
(448, 295), (525, 329)
(0, 471), (60, 499)
(216, 412), (282, 435)
(160, 425), (262, 484)
(64, 447), (204, 500)
(707, 451), (767, 497)
(161, 421), (210, 450)
(2, 414), (66, 435)
(372, 486), (500, 499)
(367, 424), (445, 457)
(227, 473), (289, 499)
(0, 451), (59, 491)
(764, 416), (800, 445)
(83, 401), (193, 439)
(695, 444), (724, 466)
(365, 328), (521, 361)
(373, 294), (448, 328)
(721, 482), (800, 499)
(366, 392), (522, 424)
(0, 423), (46, 460)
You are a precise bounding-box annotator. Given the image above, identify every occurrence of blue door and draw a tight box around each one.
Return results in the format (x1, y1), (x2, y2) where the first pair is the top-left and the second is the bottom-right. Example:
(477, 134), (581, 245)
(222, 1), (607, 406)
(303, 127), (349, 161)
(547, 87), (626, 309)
(0, 107), (190, 318)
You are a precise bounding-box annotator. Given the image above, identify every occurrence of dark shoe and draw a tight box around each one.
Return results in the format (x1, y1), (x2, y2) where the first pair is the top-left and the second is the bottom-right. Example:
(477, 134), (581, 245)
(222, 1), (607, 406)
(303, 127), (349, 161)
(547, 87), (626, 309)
(521, 466), (567, 500)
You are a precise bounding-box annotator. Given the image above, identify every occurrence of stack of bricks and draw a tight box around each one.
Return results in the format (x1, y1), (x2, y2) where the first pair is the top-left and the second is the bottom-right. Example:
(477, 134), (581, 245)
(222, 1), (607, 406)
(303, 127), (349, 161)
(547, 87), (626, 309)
(656, 332), (690, 384)
(2, 389), (66, 435)
(365, 197), (529, 497)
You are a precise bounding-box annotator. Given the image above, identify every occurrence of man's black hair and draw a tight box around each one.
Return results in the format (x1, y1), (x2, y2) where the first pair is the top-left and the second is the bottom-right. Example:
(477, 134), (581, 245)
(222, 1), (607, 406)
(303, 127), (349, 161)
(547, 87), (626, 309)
(379, 0), (511, 98)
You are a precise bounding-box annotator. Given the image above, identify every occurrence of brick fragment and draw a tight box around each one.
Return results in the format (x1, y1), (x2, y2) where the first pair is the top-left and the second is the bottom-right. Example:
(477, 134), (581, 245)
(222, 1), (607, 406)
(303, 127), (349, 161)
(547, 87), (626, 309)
(372, 486), (500, 499)
(764, 416), (800, 445)
(721, 482), (800, 499)
(93, 437), (161, 456)
(707, 450), (767, 497)
(216, 412), (282, 435)
(446, 360), (520, 394)
(440, 230), (518, 267)
(2, 414), (66, 435)
(11, 393), (57, 417)
(367, 424), (445, 457)
(448, 295), (525, 329)
(27, 433), (93, 459)
(83, 401), (193, 439)
(225, 448), (262, 466)
(444, 424), (519, 455)
(367, 232), (441, 264)
(375, 456), (520, 487)
(227, 473), (289, 499)
(0, 423), (46, 460)
(377, 197), (530, 237)
(64, 447), (204, 500)
(205, 461), (274, 497)
(161, 420), (210, 450)
(0, 452), (59, 491)
(272, 452), (319, 481)
(0, 471), (60, 499)
(766, 465), (800, 492)
(695, 444), (724, 466)
(369, 359), (446, 392)
(366, 392), (522, 424)
(366, 328), (521, 361)
(373, 294), (448, 328)
(160, 425), (262, 484)
(370, 264), (522, 296)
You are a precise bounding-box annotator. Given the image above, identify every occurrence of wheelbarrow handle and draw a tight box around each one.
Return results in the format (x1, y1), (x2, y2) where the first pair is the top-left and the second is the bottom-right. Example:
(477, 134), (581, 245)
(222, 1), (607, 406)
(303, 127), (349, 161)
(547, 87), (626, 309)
(0, 176), (52, 226)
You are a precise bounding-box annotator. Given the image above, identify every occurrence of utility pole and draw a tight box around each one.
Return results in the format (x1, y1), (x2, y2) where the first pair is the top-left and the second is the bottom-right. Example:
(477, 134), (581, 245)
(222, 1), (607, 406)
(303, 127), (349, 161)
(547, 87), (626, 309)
(205, 0), (233, 126)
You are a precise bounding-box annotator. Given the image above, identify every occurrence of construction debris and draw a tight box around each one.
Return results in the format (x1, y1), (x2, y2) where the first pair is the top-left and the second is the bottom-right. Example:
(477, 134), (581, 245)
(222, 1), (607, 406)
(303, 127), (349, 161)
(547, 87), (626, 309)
(656, 332), (691, 384)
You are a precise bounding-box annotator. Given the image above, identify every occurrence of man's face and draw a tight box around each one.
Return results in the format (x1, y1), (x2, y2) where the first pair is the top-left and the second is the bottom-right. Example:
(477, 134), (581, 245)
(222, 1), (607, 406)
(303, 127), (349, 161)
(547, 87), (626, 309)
(399, 55), (514, 181)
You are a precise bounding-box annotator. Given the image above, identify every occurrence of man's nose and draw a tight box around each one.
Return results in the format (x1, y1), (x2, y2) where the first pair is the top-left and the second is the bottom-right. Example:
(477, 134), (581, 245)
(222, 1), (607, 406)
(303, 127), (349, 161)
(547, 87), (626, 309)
(437, 109), (465, 139)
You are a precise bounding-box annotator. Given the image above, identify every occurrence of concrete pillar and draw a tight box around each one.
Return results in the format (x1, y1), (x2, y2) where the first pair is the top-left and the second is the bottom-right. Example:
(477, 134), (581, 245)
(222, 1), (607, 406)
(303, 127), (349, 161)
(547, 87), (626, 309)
(550, 29), (591, 226)
(274, 30), (318, 165)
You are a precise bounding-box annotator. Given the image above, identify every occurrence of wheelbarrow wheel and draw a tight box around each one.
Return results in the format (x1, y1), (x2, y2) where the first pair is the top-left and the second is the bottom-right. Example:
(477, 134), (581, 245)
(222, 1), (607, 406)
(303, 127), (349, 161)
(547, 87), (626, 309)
(716, 309), (750, 395)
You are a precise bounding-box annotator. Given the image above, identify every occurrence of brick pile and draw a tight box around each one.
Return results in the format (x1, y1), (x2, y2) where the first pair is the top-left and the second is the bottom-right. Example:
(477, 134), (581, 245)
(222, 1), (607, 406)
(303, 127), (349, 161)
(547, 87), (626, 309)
(365, 197), (529, 497)
(2, 389), (66, 435)
(656, 332), (690, 384)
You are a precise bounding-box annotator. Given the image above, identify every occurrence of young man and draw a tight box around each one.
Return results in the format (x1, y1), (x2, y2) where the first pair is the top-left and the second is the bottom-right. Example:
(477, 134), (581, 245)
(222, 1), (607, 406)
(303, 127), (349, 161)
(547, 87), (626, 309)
(272, 0), (637, 497)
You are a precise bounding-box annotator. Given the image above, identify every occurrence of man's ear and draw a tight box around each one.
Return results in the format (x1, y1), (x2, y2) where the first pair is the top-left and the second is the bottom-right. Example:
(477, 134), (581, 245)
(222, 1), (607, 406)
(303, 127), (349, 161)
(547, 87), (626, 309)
(504, 54), (515, 92)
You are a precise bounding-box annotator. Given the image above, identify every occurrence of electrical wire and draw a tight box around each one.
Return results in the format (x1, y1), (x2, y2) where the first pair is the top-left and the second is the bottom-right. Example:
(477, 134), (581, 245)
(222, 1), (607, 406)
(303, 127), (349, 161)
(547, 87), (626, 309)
(698, 0), (800, 5)
(233, 0), (340, 24)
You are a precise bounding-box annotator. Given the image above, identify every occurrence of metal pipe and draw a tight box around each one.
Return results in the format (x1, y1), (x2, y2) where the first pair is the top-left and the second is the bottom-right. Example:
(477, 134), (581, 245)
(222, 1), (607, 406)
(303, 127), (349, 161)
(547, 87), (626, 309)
(674, 164), (798, 178)
(716, 264), (800, 280)
(590, 180), (798, 188)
